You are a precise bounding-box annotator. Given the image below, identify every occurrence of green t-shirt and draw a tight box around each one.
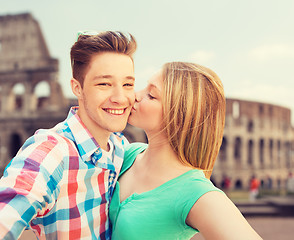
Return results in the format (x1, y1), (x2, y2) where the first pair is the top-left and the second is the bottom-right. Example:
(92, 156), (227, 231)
(109, 143), (223, 240)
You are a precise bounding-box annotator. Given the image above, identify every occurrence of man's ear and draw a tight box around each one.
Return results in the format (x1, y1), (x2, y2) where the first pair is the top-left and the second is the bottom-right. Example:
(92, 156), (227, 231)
(71, 78), (83, 98)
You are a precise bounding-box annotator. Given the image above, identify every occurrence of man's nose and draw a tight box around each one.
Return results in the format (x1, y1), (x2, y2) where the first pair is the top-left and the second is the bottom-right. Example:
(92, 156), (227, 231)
(110, 86), (127, 103)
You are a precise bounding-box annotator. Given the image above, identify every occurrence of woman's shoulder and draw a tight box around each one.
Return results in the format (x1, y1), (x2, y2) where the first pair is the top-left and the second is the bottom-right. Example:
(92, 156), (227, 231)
(121, 142), (148, 175)
(175, 170), (223, 201)
(171, 170), (224, 228)
(124, 142), (148, 154)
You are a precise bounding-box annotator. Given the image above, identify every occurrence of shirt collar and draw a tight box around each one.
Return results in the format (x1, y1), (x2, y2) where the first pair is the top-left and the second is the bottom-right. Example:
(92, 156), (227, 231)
(66, 106), (100, 163)
(65, 107), (125, 168)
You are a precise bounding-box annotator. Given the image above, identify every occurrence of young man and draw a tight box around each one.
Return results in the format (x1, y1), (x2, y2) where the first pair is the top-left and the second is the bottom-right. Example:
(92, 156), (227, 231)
(0, 31), (137, 240)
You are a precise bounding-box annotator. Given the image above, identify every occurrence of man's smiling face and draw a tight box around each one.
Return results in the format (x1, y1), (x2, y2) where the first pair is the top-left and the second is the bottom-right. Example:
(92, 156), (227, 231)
(73, 52), (135, 135)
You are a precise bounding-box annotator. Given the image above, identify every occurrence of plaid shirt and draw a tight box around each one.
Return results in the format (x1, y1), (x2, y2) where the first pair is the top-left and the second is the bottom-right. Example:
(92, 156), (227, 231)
(0, 107), (126, 240)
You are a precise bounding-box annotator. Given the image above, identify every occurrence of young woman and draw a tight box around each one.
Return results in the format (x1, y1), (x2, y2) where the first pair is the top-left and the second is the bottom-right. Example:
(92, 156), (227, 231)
(109, 62), (262, 240)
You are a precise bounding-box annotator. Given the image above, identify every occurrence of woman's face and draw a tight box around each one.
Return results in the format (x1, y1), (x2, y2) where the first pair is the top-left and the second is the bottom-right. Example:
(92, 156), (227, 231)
(128, 70), (164, 134)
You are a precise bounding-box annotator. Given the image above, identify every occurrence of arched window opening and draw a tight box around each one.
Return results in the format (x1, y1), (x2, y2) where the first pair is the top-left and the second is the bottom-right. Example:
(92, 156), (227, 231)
(13, 83), (25, 95)
(9, 133), (22, 159)
(235, 179), (243, 189)
(0, 86), (2, 112)
(34, 81), (50, 97)
(269, 139), (274, 167)
(12, 83), (25, 110)
(292, 141), (294, 163)
(247, 120), (254, 133)
(34, 81), (51, 109)
(285, 142), (291, 168)
(232, 101), (240, 119)
(259, 104), (264, 115)
(234, 137), (242, 162)
(277, 140), (281, 165)
(14, 62), (19, 70)
(259, 139), (264, 167)
(248, 140), (253, 165)
(219, 137), (227, 161)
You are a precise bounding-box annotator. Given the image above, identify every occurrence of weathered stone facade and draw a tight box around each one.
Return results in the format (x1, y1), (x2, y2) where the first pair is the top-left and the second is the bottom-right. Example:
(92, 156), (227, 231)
(0, 13), (70, 174)
(213, 98), (294, 190)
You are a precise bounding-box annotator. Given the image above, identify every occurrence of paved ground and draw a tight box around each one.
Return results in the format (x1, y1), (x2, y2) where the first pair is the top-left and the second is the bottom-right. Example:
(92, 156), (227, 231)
(192, 196), (294, 240)
(191, 217), (294, 240)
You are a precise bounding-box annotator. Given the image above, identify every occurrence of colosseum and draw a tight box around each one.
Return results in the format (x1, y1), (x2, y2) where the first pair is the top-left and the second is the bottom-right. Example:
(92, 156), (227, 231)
(0, 13), (70, 174)
(0, 13), (293, 192)
(213, 98), (294, 190)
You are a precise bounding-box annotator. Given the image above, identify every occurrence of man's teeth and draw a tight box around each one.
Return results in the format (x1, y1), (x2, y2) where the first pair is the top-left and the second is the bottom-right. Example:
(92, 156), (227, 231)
(105, 109), (124, 115)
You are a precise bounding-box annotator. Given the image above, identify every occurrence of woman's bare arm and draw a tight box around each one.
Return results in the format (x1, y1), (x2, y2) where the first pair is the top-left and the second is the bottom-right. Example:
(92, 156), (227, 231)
(186, 191), (263, 240)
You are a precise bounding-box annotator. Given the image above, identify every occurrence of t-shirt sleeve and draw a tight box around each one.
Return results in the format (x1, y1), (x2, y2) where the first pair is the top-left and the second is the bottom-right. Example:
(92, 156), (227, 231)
(120, 143), (147, 176)
(174, 172), (224, 229)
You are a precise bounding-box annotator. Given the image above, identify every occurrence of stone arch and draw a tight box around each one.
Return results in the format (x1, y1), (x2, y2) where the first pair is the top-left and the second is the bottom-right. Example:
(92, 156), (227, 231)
(9, 132), (22, 159)
(247, 120), (254, 133)
(0, 85), (2, 112)
(285, 141), (291, 168)
(269, 139), (274, 167)
(248, 139), (254, 165)
(259, 104), (264, 115)
(259, 139), (264, 167)
(292, 140), (294, 161)
(234, 179), (243, 189)
(33, 81), (51, 110)
(277, 140), (281, 166)
(234, 137), (242, 162)
(7, 82), (26, 111)
(232, 101), (240, 119)
(34, 80), (51, 97)
(0, 136), (6, 172)
(219, 137), (227, 161)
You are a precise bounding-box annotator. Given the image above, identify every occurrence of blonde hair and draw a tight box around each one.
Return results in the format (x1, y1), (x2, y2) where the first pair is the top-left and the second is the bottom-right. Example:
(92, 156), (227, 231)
(162, 62), (226, 178)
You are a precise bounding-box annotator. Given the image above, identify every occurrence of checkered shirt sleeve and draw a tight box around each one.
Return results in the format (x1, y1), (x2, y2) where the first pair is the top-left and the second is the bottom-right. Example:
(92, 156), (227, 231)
(0, 107), (126, 240)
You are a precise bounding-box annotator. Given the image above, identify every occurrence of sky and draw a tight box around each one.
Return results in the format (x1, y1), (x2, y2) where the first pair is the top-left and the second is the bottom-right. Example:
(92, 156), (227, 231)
(1, 0), (294, 123)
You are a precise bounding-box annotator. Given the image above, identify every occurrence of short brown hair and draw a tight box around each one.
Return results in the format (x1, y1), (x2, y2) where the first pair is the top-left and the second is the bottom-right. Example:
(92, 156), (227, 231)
(70, 31), (137, 86)
(162, 62), (226, 178)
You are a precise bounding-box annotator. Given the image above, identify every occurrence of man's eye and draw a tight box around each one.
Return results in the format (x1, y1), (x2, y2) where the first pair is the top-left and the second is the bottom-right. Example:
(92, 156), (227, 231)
(97, 83), (110, 86)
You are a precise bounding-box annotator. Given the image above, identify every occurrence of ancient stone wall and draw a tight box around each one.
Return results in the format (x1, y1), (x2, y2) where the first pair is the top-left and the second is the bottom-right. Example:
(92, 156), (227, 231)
(213, 98), (294, 191)
(0, 13), (69, 174)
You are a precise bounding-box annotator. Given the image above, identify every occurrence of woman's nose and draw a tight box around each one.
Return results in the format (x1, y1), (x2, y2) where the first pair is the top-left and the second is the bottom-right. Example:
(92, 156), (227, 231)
(135, 90), (143, 102)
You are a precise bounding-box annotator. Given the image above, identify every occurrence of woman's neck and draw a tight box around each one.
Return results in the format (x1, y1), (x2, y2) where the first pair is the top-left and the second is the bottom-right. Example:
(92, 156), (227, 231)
(141, 133), (190, 172)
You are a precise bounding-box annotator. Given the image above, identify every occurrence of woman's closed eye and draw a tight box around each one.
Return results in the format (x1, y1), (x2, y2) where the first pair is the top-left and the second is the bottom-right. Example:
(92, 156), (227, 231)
(123, 82), (135, 88)
(147, 93), (156, 100)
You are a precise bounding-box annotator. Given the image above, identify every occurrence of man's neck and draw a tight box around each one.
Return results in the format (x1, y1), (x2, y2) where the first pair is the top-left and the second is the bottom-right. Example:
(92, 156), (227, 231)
(76, 109), (111, 151)
(94, 134), (111, 151)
